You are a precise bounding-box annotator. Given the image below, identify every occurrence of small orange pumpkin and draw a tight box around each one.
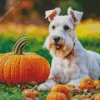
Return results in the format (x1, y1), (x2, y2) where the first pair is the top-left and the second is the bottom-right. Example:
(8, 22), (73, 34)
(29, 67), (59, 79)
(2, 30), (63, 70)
(46, 92), (68, 100)
(0, 37), (50, 84)
(22, 89), (40, 100)
(22, 89), (32, 98)
(94, 93), (100, 100)
(50, 84), (70, 100)
(79, 78), (95, 90)
(93, 80), (100, 86)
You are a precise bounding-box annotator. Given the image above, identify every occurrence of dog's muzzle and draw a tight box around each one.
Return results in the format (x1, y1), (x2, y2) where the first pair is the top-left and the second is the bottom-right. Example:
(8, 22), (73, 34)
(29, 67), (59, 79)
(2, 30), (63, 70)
(53, 36), (62, 50)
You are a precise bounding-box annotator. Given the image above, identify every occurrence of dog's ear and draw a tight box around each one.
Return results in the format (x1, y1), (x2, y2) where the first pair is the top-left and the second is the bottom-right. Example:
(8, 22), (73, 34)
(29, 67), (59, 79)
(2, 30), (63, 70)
(45, 8), (61, 21)
(68, 7), (83, 26)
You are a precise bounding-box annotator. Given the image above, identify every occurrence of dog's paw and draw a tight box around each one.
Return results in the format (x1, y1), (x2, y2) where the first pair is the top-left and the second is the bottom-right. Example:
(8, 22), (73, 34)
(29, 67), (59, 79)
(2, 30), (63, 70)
(68, 79), (81, 86)
(38, 80), (56, 91)
(38, 83), (50, 91)
(68, 82), (79, 87)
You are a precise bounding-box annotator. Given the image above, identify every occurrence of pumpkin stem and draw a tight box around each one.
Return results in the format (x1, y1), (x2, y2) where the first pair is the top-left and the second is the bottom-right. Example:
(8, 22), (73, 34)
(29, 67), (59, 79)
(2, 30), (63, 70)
(12, 37), (27, 55)
(31, 85), (38, 91)
(87, 81), (91, 85)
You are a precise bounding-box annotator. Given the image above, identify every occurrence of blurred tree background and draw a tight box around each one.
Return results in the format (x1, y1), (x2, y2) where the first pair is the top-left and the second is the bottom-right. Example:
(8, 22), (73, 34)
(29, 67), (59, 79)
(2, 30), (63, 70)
(0, 0), (100, 24)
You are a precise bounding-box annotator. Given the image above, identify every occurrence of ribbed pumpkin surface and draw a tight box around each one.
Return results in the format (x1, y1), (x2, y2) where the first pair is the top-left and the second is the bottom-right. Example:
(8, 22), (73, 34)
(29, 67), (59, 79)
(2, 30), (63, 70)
(50, 84), (70, 100)
(0, 37), (50, 84)
(79, 78), (95, 90)
(46, 92), (67, 100)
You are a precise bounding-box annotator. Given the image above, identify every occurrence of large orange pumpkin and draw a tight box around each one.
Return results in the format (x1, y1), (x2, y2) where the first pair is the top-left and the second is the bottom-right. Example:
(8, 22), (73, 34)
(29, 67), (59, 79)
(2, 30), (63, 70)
(46, 92), (68, 100)
(50, 84), (70, 100)
(79, 78), (95, 90)
(0, 37), (50, 84)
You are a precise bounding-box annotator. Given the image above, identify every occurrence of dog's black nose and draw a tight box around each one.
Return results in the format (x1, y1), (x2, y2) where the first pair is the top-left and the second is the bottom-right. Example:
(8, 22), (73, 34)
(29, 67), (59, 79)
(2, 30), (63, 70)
(53, 36), (60, 42)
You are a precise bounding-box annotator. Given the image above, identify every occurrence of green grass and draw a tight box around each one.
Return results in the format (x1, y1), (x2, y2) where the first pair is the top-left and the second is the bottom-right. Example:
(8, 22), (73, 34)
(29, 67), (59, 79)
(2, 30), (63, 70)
(0, 84), (24, 100)
(0, 35), (100, 100)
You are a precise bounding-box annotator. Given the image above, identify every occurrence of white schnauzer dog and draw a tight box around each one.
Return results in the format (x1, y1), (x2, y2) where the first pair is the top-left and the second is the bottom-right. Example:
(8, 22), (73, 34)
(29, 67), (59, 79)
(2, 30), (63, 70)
(38, 7), (100, 90)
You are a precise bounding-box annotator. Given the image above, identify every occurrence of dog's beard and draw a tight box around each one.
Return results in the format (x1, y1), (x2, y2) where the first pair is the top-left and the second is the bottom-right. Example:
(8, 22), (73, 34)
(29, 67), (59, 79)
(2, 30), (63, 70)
(44, 35), (74, 58)
(49, 42), (73, 58)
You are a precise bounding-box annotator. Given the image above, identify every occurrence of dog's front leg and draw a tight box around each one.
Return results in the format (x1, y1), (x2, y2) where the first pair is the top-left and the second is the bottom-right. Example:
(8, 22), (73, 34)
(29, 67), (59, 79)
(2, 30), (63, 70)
(38, 57), (59, 90)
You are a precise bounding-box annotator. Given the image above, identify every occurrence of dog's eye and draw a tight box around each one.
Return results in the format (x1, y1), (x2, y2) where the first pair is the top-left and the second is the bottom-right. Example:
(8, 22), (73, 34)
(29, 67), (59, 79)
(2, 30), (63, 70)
(52, 25), (55, 29)
(63, 25), (69, 31)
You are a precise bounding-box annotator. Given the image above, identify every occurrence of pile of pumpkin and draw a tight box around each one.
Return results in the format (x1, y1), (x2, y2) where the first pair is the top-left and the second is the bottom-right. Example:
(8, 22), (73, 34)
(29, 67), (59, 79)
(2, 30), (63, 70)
(46, 78), (100, 100)
(22, 78), (100, 100)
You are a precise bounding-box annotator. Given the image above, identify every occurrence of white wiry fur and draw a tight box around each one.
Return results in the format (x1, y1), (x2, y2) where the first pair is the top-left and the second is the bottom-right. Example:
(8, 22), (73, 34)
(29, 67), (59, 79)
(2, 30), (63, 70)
(38, 7), (100, 90)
